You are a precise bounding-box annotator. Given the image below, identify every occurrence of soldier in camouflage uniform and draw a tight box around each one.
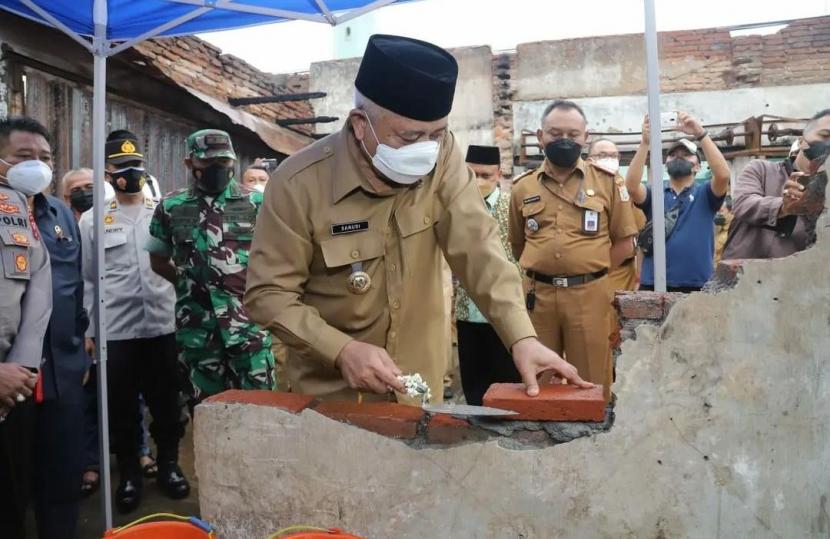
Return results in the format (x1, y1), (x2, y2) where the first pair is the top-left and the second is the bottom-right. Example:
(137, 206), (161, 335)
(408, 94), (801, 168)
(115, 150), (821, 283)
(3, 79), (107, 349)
(146, 129), (275, 400)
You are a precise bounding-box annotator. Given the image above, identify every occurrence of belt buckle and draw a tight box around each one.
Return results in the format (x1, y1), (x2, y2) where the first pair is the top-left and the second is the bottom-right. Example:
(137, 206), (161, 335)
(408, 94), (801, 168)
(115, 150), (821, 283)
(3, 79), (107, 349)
(553, 277), (569, 288)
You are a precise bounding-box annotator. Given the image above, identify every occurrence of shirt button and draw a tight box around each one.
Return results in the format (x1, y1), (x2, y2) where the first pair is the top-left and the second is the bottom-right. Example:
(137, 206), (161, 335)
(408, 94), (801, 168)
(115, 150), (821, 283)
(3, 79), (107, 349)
(558, 205), (563, 210)
(555, 253), (561, 259)
(389, 263), (397, 271)
(423, 216), (431, 225)
(389, 331), (397, 339)
(392, 300), (401, 310)
(351, 250), (360, 259)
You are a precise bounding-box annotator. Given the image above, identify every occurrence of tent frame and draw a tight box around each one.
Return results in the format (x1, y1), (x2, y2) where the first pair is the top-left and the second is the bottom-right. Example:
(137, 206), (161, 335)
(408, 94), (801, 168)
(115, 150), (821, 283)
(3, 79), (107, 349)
(7, 0), (670, 530)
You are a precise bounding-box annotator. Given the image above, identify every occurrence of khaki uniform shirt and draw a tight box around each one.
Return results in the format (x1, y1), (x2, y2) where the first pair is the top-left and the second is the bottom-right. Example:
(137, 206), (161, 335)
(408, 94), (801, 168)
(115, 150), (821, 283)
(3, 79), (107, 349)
(245, 126), (536, 402)
(508, 159), (638, 276)
(607, 206), (647, 292)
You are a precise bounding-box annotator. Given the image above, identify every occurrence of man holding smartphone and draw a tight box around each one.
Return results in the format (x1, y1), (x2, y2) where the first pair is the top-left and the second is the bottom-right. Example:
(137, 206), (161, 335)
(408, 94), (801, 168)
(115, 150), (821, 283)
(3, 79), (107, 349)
(722, 109), (830, 260)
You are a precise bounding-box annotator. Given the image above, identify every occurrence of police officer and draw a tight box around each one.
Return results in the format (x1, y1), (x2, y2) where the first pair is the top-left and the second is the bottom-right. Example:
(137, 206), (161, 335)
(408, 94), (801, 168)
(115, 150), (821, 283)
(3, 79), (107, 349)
(147, 129), (275, 401)
(509, 101), (638, 400)
(80, 133), (188, 513)
(245, 34), (592, 404)
(0, 116), (52, 538)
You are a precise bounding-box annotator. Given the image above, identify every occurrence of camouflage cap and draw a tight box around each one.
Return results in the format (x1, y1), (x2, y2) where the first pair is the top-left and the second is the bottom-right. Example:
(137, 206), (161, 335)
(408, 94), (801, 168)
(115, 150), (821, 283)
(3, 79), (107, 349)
(186, 129), (237, 160)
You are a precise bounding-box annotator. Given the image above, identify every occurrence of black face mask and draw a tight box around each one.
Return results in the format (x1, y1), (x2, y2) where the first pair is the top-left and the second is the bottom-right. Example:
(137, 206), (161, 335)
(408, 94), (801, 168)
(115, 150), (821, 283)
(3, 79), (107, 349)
(544, 139), (582, 168)
(69, 188), (94, 213)
(111, 167), (146, 193)
(666, 159), (694, 178)
(195, 163), (234, 194)
(713, 213), (726, 226)
(804, 140), (830, 164)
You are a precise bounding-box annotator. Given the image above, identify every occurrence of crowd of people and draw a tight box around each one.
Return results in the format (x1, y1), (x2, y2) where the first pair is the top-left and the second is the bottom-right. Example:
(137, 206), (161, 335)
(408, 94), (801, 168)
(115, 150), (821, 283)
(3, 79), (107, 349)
(0, 32), (827, 538)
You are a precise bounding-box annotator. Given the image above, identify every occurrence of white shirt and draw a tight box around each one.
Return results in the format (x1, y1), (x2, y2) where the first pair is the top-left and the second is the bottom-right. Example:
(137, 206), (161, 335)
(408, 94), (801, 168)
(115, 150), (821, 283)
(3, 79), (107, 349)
(80, 196), (175, 340)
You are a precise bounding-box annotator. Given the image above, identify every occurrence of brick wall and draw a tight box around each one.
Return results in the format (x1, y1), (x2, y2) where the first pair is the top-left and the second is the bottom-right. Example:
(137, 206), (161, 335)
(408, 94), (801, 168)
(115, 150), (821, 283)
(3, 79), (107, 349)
(492, 52), (515, 177)
(134, 36), (314, 135)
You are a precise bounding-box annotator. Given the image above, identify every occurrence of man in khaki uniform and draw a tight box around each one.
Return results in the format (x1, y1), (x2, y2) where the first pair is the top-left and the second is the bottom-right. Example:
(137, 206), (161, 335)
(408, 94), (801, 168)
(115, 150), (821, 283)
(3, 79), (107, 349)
(509, 101), (638, 399)
(245, 34), (591, 404)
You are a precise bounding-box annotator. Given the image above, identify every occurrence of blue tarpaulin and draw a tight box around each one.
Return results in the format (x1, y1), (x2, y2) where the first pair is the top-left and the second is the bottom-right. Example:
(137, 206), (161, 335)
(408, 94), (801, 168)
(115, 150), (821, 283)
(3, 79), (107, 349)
(0, 0), (410, 39)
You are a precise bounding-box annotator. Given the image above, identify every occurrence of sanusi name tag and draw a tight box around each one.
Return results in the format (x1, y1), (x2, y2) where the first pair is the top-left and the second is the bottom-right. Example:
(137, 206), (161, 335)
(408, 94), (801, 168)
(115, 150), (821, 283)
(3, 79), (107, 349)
(331, 220), (369, 236)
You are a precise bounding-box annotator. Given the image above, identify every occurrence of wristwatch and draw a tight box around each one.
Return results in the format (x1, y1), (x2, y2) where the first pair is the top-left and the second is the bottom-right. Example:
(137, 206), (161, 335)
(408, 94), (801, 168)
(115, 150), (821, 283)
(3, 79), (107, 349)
(694, 130), (709, 142)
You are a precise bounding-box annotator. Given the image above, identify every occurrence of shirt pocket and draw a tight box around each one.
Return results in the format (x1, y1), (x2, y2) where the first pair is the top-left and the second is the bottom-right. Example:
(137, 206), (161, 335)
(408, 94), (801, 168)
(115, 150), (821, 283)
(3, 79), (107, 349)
(395, 204), (435, 238)
(320, 231), (385, 269)
(104, 231), (128, 249)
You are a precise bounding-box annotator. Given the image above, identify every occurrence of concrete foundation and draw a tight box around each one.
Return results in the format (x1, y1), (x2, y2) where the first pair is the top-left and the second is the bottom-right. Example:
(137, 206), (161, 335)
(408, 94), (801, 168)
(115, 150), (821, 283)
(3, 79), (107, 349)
(196, 202), (830, 538)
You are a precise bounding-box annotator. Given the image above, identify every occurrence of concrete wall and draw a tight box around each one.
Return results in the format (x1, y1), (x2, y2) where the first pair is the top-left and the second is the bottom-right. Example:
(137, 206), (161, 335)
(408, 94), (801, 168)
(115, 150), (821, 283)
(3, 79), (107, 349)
(196, 178), (830, 538)
(515, 35), (647, 101)
(513, 83), (830, 149)
(308, 46), (495, 152)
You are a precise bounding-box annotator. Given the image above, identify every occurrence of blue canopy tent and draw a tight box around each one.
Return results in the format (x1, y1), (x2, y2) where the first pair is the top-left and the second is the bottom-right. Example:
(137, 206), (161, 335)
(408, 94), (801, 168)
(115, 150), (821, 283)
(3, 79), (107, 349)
(0, 0), (669, 531)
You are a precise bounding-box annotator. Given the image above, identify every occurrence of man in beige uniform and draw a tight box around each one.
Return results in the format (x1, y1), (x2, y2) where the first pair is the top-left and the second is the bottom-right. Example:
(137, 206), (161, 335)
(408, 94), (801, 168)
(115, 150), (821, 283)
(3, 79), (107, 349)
(509, 101), (638, 400)
(246, 34), (591, 404)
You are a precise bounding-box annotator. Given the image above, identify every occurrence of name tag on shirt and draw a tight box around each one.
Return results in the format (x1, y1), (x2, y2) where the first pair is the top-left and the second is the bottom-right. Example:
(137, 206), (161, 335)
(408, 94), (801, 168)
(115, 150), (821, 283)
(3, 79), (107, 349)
(522, 195), (541, 205)
(331, 220), (369, 236)
(583, 210), (599, 235)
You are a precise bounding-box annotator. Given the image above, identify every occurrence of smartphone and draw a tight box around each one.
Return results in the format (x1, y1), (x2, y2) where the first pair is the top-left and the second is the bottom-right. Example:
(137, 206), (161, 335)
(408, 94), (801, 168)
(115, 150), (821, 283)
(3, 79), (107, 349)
(260, 158), (278, 172)
(660, 111), (679, 130)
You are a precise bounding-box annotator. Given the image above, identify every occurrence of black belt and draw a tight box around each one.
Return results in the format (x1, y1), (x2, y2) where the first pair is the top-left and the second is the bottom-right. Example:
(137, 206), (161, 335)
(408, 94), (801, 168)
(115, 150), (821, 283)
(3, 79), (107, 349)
(526, 268), (607, 288)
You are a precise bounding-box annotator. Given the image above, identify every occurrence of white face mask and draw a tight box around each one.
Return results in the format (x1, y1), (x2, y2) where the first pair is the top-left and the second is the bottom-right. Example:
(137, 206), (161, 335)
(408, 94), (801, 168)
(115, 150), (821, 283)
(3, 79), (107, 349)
(360, 113), (440, 185)
(595, 157), (620, 174)
(0, 158), (53, 196)
(252, 183), (266, 193)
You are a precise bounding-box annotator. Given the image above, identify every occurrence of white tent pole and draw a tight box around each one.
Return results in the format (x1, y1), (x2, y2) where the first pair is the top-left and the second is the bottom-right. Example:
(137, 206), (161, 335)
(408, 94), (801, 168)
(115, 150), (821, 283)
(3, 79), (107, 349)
(108, 7), (211, 57)
(335, 0), (397, 24)
(168, 0), (328, 23)
(19, 0), (94, 53)
(643, 0), (666, 292)
(91, 0), (113, 530)
(313, 0), (336, 24)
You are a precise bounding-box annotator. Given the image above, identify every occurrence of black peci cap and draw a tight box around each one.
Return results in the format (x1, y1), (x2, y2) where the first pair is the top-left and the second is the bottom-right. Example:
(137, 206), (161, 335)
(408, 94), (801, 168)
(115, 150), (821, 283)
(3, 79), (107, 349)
(355, 34), (458, 122)
(465, 145), (501, 165)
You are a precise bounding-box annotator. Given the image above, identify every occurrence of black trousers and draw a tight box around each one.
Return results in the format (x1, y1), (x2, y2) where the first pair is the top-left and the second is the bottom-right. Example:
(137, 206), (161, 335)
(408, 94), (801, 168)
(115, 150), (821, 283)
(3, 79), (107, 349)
(34, 383), (84, 539)
(107, 333), (183, 478)
(457, 321), (521, 406)
(0, 399), (35, 538)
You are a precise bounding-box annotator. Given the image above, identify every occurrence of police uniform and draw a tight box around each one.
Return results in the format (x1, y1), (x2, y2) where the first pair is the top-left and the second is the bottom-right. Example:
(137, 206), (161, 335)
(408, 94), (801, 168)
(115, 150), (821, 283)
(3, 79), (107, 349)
(0, 184), (51, 537)
(80, 134), (187, 509)
(508, 158), (637, 399)
(245, 35), (536, 404)
(147, 130), (275, 400)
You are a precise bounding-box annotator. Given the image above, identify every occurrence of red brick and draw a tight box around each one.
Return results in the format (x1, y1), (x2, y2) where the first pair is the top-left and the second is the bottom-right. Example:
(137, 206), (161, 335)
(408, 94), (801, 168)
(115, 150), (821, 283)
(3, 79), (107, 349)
(312, 401), (423, 439)
(483, 384), (606, 422)
(204, 390), (315, 414)
(425, 414), (486, 445)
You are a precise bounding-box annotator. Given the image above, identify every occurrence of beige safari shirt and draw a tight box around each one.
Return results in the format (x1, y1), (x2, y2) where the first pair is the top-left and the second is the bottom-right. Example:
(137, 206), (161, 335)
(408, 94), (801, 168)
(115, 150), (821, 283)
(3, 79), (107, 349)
(509, 158), (638, 276)
(245, 125), (536, 402)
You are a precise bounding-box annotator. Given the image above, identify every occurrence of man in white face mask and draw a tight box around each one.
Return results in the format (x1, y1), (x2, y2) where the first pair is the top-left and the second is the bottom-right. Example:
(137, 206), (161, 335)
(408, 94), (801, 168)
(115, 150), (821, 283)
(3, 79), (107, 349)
(246, 34), (592, 404)
(586, 138), (647, 292)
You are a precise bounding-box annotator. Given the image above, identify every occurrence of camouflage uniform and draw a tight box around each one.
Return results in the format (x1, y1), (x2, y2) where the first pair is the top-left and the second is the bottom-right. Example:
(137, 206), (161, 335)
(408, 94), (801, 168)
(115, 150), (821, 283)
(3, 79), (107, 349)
(146, 130), (274, 398)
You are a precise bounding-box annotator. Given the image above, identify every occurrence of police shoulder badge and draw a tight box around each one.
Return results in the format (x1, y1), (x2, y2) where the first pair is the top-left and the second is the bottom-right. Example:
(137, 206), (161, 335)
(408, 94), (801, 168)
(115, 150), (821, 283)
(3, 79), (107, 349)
(11, 232), (29, 246)
(104, 214), (114, 225)
(14, 253), (27, 273)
